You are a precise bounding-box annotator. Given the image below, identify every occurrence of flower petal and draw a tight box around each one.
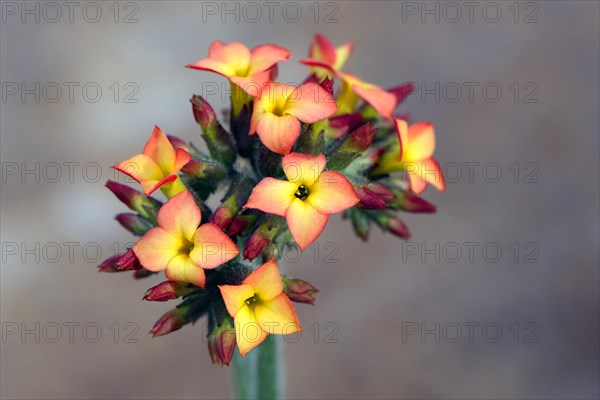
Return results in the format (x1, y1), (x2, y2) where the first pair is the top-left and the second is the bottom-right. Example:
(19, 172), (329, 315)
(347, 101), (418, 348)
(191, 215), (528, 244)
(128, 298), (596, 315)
(286, 199), (329, 251)
(244, 178), (297, 216)
(208, 41), (251, 75)
(352, 82), (397, 119)
(255, 293), (301, 335)
(191, 223), (239, 269)
(308, 171), (360, 214)
(248, 44), (291, 75)
(285, 83), (337, 123)
(310, 33), (336, 66)
(282, 153), (326, 186)
(333, 43), (354, 71)
(234, 305), (268, 357)
(255, 113), (301, 155)
(133, 228), (181, 272)
(174, 148), (192, 172)
(422, 158), (446, 191)
(143, 126), (176, 173)
(394, 119), (409, 160)
(157, 190), (201, 239)
(405, 122), (436, 161)
(243, 260), (283, 301)
(165, 254), (206, 287)
(230, 71), (271, 97)
(219, 284), (255, 317)
(114, 154), (163, 185)
(186, 58), (236, 77)
(405, 158), (445, 194)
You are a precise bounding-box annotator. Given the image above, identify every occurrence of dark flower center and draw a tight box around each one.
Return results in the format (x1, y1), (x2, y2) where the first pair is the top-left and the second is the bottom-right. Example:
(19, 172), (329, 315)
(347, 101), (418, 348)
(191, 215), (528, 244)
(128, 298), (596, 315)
(294, 185), (310, 200)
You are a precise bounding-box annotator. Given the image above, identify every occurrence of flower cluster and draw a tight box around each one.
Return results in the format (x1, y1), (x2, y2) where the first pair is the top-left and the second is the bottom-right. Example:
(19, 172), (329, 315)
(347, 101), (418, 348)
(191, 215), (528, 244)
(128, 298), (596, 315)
(100, 34), (445, 365)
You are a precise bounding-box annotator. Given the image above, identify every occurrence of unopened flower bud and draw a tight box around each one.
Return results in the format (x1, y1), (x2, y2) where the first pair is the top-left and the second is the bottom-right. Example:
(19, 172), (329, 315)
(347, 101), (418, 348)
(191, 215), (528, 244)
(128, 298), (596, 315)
(105, 181), (161, 222)
(207, 317), (236, 366)
(143, 281), (196, 302)
(388, 83), (414, 105)
(228, 214), (256, 236)
(115, 213), (152, 236)
(355, 186), (387, 210)
(190, 95), (237, 166)
(98, 254), (123, 273)
(283, 276), (319, 304)
(115, 249), (143, 271)
(372, 212), (411, 239)
(149, 306), (188, 337)
(390, 189), (436, 213)
(328, 113), (363, 138)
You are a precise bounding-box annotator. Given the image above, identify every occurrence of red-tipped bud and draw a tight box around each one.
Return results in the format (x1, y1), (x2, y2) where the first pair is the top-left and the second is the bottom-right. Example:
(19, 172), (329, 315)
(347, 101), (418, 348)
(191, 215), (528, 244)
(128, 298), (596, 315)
(150, 308), (187, 337)
(367, 183), (395, 204)
(98, 254), (123, 273)
(143, 281), (196, 302)
(344, 123), (378, 151)
(207, 317), (236, 366)
(115, 249), (142, 271)
(328, 113), (364, 138)
(392, 189), (437, 213)
(211, 194), (238, 230)
(190, 95), (237, 166)
(228, 215), (253, 236)
(387, 217), (411, 239)
(283, 277), (319, 305)
(355, 186), (387, 210)
(105, 181), (161, 221)
(181, 159), (225, 182)
(243, 230), (271, 261)
(115, 213), (152, 236)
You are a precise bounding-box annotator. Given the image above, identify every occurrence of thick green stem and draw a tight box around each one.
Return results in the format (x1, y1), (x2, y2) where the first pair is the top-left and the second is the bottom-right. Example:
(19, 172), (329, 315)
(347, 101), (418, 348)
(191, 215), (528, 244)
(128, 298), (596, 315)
(230, 336), (283, 400)
(257, 336), (283, 400)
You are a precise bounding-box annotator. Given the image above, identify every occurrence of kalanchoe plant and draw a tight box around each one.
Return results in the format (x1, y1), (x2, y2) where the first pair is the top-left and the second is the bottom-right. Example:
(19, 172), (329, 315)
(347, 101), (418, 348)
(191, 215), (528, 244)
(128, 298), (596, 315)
(100, 34), (445, 398)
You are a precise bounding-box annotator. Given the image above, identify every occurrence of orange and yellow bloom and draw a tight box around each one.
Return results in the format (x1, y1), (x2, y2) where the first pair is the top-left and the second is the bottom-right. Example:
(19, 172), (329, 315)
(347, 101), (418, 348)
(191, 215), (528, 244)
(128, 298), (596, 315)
(133, 190), (239, 287)
(302, 33), (353, 80)
(374, 119), (446, 194)
(244, 153), (359, 250)
(114, 126), (191, 197)
(219, 260), (300, 356)
(186, 41), (290, 97)
(250, 82), (338, 154)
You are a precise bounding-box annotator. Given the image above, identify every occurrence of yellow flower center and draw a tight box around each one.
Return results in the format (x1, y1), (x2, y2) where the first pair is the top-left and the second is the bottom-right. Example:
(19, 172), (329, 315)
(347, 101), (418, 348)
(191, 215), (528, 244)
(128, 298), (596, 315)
(245, 295), (258, 306)
(179, 238), (194, 255)
(294, 185), (310, 200)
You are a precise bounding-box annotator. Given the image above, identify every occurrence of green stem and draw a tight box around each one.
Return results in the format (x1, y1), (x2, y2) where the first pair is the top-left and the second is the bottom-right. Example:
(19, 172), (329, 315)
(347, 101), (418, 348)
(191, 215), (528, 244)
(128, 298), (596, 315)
(257, 336), (283, 400)
(230, 336), (283, 400)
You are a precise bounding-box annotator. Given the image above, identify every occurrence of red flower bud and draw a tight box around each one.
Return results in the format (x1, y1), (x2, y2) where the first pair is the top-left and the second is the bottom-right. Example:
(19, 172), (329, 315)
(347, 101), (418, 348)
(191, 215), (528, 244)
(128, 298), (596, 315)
(228, 215), (251, 236)
(98, 254), (123, 273)
(328, 113), (364, 138)
(392, 190), (436, 213)
(149, 308), (187, 337)
(115, 249), (142, 271)
(367, 184), (395, 203)
(207, 318), (236, 366)
(343, 123), (378, 152)
(387, 217), (411, 239)
(355, 186), (387, 210)
(105, 181), (161, 221)
(283, 277), (319, 304)
(115, 213), (151, 236)
(243, 230), (271, 261)
(143, 281), (196, 302)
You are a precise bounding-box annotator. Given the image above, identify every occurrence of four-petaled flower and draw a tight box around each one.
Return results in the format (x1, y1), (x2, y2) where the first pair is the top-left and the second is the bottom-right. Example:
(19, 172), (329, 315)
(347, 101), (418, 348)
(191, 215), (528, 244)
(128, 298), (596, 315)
(219, 260), (301, 357)
(300, 34), (397, 118)
(250, 82), (338, 155)
(375, 119), (445, 194)
(134, 190), (239, 287)
(301, 33), (353, 80)
(186, 41), (291, 96)
(114, 126), (191, 197)
(244, 153), (359, 250)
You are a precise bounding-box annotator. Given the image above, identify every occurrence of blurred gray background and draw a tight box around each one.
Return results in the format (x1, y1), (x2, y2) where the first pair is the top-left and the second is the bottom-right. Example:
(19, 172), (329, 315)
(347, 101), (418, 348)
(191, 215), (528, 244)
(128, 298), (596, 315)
(1, 1), (598, 399)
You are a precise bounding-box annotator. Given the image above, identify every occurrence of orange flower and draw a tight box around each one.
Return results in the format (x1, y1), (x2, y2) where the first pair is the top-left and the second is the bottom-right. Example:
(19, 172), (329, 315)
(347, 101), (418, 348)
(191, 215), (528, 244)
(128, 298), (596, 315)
(249, 82), (337, 155)
(375, 119), (445, 194)
(133, 190), (239, 287)
(219, 260), (300, 357)
(301, 33), (353, 79)
(114, 126), (191, 197)
(244, 153), (359, 250)
(186, 41), (290, 96)
(300, 34), (397, 119)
